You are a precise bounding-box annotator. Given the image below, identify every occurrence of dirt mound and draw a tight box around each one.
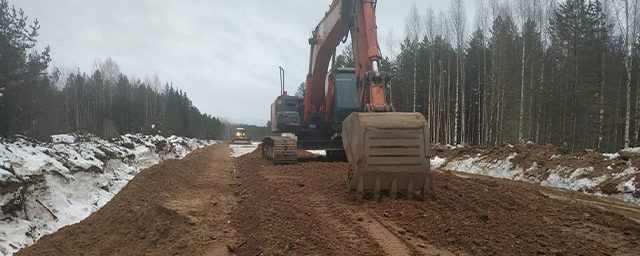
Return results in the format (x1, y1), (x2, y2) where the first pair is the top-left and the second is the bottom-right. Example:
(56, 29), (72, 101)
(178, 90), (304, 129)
(17, 143), (237, 256)
(232, 148), (640, 256)
(439, 142), (640, 200)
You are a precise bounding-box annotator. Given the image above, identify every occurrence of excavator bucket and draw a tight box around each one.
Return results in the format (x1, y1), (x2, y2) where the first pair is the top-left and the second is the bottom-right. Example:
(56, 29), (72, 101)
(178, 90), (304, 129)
(342, 112), (432, 201)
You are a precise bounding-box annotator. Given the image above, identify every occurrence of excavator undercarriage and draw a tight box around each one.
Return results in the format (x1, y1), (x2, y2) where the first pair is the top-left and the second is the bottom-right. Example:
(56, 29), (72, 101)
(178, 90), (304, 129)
(262, 136), (297, 164)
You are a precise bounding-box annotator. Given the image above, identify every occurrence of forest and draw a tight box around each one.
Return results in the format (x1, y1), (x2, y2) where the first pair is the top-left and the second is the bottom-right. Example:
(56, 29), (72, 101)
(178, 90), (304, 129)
(3, 0), (640, 151)
(333, 0), (640, 152)
(0, 0), (224, 140)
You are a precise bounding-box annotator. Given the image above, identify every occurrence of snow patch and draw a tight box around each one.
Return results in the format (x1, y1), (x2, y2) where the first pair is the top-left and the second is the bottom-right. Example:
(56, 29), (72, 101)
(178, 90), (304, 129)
(616, 177), (636, 193)
(445, 153), (525, 180)
(621, 147), (640, 154)
(306, 150), (326, 156)
(230, 142), (260, 157)
(430, 156), (446, 169)
(443, 148), (640, 206)
(51, 134), (75, 143)
(613, 167), (637, 179)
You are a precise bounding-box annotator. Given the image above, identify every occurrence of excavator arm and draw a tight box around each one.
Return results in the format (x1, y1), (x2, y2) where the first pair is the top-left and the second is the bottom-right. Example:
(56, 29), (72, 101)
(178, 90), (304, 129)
(303, 0), (432, 201)
(304, 0), (390, 124)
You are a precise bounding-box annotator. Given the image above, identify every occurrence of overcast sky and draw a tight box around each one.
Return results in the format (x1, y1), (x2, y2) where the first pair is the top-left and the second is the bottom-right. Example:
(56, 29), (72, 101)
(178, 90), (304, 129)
(15, 0), (477, 125)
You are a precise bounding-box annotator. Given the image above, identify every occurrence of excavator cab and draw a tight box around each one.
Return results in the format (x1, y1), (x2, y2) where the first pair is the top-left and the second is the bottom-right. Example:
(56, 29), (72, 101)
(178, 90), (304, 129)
(270, 92), (302, 133)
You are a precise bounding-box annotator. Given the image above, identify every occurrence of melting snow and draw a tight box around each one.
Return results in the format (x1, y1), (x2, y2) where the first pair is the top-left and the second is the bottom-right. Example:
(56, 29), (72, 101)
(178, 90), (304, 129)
(617, 177), (636, 193)
(621, 147), (640, 154)
(443, 149), (640, 206)
(603, 153), (620, 160)
(51, 134), (75, 143)
(229, 142), (260, 157)
(306, 150), (326, 156)
(430, 156), (446, 169)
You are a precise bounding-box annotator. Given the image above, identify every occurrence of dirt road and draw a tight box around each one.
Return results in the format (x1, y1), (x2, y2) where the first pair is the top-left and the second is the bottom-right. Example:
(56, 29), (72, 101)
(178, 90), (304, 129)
(231, 149), (640, 256)
(17, 143), (640, 256)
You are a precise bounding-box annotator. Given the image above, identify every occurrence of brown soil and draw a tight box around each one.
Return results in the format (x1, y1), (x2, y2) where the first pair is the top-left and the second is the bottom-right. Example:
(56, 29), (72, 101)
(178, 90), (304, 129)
(17, 143), (238, 256)
(17, 144), (640, 256)
(232, 148), (640, 256)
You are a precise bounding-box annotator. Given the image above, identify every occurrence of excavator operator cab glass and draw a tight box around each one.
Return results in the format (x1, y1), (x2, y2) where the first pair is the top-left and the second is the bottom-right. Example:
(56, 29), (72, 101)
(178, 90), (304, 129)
(329, 68), (358, 127)
(335, 73), (358, 109)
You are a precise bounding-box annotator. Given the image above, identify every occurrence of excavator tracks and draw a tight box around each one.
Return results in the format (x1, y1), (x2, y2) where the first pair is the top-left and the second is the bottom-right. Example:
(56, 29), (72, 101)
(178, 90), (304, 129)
(262, 136), (297, 164)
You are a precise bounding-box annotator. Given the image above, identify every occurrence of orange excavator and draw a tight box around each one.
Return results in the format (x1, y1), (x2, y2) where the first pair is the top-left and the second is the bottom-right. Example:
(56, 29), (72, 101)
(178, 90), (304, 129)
(263, 0), (432, 200)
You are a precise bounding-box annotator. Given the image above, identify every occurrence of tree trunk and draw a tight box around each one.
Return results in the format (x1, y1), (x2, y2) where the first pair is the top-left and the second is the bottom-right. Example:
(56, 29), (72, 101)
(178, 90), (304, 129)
(528, 51), (535, 142)
(636, 70), (640, 146)
(483, 41), (489, 146)
(478, 47), (483, 145)
(428, 53), (433, 142)
(519, 29), (526, 142)
(536, 57), (545, 144)
(461, 55), (466, 144)
(570, 55), (578, 152)
(454, 54), (459, 144)
(624, 57), (632, 148)
(413, 48), (418, 113)
(595, 43), (605, 151)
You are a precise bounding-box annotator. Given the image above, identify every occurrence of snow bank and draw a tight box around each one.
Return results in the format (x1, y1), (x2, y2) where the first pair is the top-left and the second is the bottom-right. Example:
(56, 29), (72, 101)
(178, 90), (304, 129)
(439, 146), (640, 206)
(230, 142), (260, 157)
(0, 133), (215, 255)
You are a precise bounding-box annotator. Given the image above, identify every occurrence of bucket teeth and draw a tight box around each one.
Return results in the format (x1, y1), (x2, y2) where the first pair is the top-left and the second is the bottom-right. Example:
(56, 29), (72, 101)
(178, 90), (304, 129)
(356, 177), (364, 202)
(406, 179), (414, 200)
(390, 178), (398, 199)
(373, 178), (381, 201)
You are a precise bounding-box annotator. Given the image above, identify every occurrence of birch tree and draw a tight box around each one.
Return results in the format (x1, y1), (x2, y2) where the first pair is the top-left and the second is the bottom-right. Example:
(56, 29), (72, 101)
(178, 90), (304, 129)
(450, 0), (466, 144)
(405, 4), (422, 113)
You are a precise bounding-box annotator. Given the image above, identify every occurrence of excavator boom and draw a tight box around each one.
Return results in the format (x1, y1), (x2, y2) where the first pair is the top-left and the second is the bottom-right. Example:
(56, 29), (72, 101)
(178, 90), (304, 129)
(264, 0), (432, 200)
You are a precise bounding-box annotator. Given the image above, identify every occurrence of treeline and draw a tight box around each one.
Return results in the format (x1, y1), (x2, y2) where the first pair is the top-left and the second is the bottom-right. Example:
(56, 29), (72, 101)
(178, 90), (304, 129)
(353, 0), (639, 152)
(0, 0), (223, 140)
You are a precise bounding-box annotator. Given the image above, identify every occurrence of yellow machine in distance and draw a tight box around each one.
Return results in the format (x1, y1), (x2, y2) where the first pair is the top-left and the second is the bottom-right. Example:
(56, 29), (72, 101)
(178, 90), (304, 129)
(231, 128), (251, 145)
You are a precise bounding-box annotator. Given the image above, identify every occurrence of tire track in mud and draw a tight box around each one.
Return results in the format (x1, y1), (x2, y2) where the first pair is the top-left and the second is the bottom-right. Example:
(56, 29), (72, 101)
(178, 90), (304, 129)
(360, 212), (461, 256)
(351, 212), (412, 256)
(231, 152), (385, 256)
(308, 195), (361, 242)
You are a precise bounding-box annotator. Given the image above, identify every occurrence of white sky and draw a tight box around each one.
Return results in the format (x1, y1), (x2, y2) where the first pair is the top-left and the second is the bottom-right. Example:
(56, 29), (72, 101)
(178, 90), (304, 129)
(15, 0), (477, 125)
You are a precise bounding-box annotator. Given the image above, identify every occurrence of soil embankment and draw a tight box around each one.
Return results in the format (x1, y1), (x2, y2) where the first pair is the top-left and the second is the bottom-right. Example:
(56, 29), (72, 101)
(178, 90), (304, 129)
(17, 143), (237, 256)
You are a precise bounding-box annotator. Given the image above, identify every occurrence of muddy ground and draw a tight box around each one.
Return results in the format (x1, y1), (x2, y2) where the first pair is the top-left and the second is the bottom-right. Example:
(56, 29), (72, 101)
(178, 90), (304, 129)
(232, 149), (640, 256)
(16, 143), (640, 256)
